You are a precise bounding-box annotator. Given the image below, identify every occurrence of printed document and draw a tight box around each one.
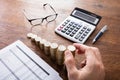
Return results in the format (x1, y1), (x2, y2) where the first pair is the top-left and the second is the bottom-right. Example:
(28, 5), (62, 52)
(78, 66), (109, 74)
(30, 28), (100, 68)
(0, 40), (62, 80)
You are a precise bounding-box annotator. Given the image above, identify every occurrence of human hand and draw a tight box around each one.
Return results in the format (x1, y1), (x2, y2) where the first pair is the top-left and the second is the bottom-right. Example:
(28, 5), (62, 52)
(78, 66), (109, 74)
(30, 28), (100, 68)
(64, 43), (105, 80)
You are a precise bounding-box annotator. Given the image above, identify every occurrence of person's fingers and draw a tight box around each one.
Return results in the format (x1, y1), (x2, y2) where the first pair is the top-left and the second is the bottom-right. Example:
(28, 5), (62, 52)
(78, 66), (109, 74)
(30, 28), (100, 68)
(91, 47), (102, 62)
(91, 47), (104, 70)
(73, 43), (88, 54)
(85, 48), (96, 68)
(73, 43), (103, 71)
(73, 43), (96, 68)
(64, 50), (77, 73)
(84, 48), (105, 79)
(80, 59), (86, 68)
(83, 47), (104, 71)
(73, 43), (102, 62)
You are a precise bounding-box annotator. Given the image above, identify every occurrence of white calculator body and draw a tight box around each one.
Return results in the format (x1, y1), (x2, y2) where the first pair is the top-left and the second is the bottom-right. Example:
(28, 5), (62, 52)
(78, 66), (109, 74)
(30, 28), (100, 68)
(55, 7), (101, 43)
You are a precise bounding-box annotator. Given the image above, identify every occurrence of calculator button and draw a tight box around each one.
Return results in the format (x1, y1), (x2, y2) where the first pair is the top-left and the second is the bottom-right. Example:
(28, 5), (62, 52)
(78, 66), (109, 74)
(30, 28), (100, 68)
(85, 31), (89, 34)
(72, 30), (77, 34)
(76, 25), (81, 29)
(70, 33), (74, 37)
(81, 29), (85, 32)
(64, 21), (68, 24)
(66, 31), (71, 35)
(82, 27), (87, 31)
(61, 29), (66, 33)
(81, 35), (85, 39)
(61, 27), (68, 33)
(59, 26), (64, 29)
(68, 29), (72, 32)
(66, 19), (70, 22)
(85, 28), (91, 33)
(74, 28), (79, 32)
(87, 28), (91, 31)
(75, 33), (81, 39)
(64, 27), (69, 31)
(71, 22), (74, 24)
(83, 33), (87, 36)
(83, 26), (87, 29)
(79, 24), (82, 27)
(73, 23), (78, 27)
(69, 23), (72, 26)
(79, 38), (83, 41)
(62, 21), (69, 26)
(62, 23), (66, 26)
(70, 31), (77, 37)
(57, 28), (61, 31)
(57, 26), (63, 31)
(85, 30), (90, 34)
(66, 25), (71, 28)
(79, 30), (84, 34)
(69, 22), (73, 26)
(70, 27), (74, 30)
(79, 35), (85, 41)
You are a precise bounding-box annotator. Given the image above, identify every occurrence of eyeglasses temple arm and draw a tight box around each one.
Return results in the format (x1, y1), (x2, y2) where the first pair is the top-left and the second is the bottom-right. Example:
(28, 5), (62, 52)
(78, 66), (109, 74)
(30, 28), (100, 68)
(43, 3), (57, 14)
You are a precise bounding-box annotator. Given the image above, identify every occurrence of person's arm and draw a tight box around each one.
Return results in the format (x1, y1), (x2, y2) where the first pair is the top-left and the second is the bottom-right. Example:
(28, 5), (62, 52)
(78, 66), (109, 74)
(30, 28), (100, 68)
(64, 43), (105, 80)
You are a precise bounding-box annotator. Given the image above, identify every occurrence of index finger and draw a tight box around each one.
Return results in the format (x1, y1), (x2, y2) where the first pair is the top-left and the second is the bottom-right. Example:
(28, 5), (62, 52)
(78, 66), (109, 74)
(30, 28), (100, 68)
(73, 43), (88, 54)
(73, 43), (97, 67)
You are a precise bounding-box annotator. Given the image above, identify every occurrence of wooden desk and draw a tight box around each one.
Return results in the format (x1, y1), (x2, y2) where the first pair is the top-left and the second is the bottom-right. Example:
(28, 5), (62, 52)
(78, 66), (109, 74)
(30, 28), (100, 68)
(0, 0), (120, 80)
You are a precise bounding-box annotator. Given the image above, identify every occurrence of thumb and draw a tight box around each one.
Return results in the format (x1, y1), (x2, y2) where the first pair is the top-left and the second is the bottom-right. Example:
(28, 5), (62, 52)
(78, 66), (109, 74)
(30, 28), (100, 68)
(64, 50), (76, 73)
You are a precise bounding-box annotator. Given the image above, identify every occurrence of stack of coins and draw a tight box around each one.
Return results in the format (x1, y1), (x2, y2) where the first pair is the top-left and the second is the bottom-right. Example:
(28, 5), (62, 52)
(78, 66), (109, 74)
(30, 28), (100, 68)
(50, 43), (58, 60)
(27, 33), (34, 39)
(56, 45), (66, 65)
(31, 34), (37, 42)
(39, 39), (47, 50)
(35, 36), (41, 46)
(44, 41), (51, 55)
(27, 33), (77, 66)
(67, 45), (76, 56)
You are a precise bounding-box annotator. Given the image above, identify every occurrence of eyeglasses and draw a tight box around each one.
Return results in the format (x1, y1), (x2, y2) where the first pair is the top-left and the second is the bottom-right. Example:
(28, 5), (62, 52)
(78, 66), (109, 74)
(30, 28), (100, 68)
(23, 3), (58, 26)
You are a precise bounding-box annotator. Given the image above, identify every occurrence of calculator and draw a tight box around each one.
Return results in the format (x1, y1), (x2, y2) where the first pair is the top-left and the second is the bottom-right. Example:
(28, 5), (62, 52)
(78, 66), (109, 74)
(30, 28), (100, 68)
(55, 7), (101, 43)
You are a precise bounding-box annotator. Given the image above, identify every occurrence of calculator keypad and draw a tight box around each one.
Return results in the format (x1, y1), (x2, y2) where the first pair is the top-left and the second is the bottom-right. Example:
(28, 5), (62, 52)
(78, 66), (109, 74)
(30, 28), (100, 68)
(55, 17), (95, 43)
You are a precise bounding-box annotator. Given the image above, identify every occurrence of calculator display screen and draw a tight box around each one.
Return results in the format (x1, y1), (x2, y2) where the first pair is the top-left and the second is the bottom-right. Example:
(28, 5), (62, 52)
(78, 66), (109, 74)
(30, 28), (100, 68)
(72, 9), (101, 25)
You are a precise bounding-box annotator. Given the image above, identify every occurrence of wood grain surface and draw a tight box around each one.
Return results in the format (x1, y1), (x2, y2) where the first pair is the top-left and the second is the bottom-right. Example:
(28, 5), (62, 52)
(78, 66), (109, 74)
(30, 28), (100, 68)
(0, 0), (120, 80)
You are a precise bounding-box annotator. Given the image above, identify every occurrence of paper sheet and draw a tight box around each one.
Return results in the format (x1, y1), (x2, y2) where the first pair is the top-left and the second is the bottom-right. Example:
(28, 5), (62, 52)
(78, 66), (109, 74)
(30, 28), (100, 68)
(0, 40), (62, 80)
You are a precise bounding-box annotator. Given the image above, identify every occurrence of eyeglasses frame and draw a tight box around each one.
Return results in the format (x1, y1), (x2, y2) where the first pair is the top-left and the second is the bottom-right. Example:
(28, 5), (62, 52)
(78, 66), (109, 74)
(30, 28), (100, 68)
(23, 3), (58, 26)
